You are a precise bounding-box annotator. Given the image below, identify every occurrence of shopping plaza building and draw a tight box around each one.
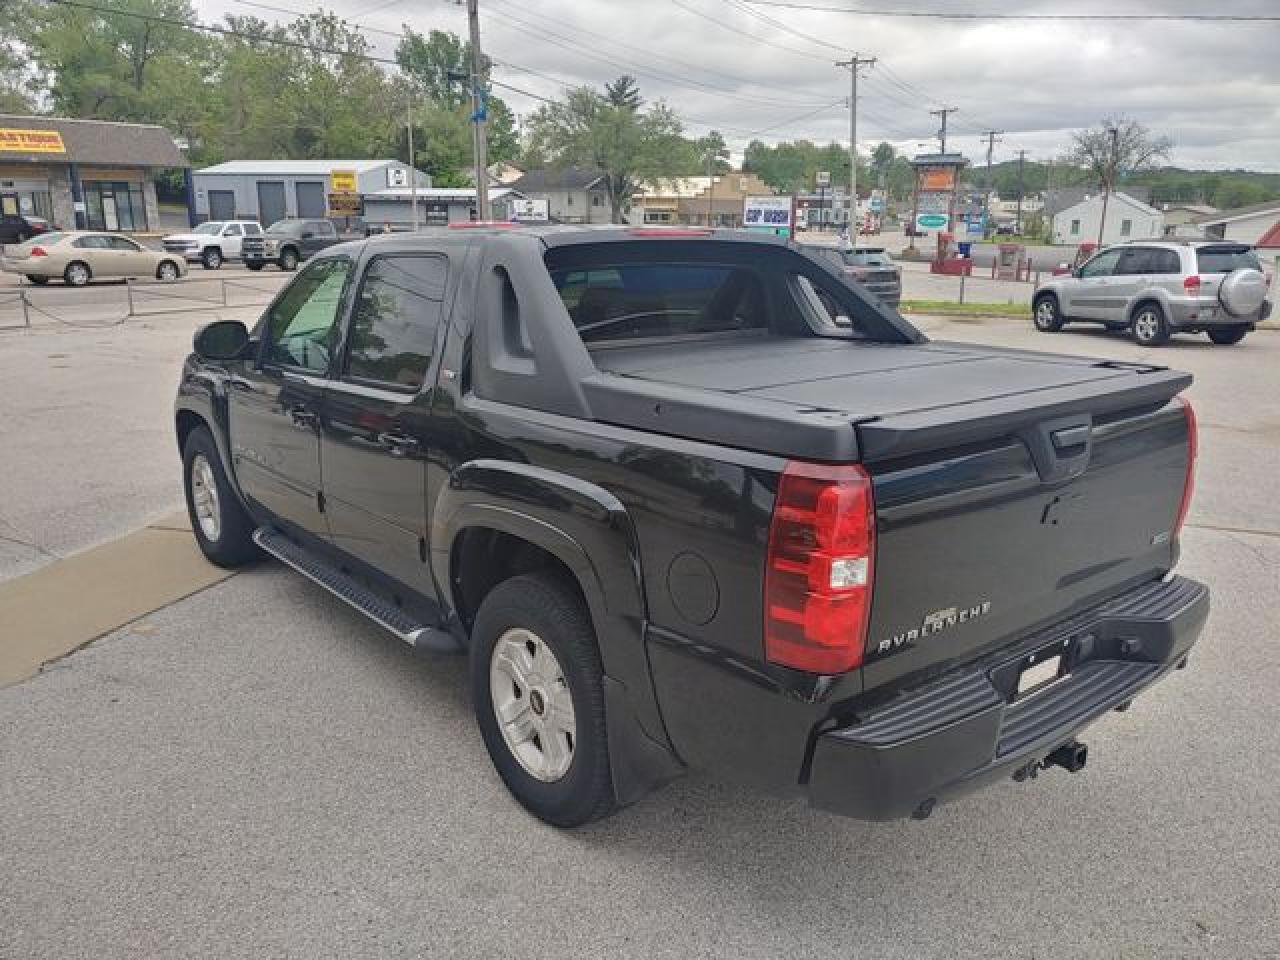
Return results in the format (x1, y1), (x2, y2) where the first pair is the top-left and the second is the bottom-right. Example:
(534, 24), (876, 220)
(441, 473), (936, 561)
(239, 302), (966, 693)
(0, 115), (187, 233)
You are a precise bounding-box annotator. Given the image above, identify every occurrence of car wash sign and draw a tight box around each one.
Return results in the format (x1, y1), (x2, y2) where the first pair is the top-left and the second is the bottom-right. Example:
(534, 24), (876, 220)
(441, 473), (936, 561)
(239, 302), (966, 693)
(0, 128), (67, 154)
(744, 196), (793, 237)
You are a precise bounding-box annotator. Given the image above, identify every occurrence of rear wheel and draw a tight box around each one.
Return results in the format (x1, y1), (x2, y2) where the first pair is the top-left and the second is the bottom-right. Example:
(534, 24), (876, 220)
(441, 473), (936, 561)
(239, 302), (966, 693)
(156, 260), (180, 282)
(1032, 293), (1064, 332)
(470, 573), (615, 827)
(1207, 325), (1249, 345)
(182, 425), (260, 568)
(63, 261), (91, 286)
(278, 247), (299, 271)
(1131, 303), (1169, 346)
(201, 247), (223, 270)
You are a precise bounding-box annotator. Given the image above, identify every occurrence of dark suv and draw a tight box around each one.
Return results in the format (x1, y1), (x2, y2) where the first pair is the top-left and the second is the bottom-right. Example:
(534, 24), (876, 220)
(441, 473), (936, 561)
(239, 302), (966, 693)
(242, 218), (343, 271)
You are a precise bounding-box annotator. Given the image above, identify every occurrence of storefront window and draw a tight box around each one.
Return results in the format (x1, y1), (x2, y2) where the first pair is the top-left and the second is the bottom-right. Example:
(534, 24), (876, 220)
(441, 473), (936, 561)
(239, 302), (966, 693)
(83, 181), (147, 231)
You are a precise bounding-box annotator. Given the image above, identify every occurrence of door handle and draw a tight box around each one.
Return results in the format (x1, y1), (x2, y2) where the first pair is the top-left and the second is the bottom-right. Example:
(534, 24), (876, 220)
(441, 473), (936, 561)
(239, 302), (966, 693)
(377, 430), (420, 457)
(287, 405), (318, 430)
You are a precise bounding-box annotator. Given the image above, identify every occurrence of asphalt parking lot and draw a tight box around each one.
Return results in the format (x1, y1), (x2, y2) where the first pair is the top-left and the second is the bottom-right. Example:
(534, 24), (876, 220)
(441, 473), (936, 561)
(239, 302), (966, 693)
(2, 308), (1278, 958)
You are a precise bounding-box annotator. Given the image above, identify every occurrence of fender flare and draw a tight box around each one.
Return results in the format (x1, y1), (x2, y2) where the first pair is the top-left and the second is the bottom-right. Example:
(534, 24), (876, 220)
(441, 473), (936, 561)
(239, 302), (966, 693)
(431, 460), (682, 803)
(1126, 289), (1173, 325)
(174, 365), (251, 510)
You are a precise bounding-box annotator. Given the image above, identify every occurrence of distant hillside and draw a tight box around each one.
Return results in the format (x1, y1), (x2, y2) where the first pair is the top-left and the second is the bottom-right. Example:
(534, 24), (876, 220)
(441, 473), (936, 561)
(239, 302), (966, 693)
(966, 161), (1280, 210)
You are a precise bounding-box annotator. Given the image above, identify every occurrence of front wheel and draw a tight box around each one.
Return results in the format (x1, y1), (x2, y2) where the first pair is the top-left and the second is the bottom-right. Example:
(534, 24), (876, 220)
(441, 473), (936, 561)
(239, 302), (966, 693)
(1131, 303), (1170, 346)
(1032, 294), (1064, 332)
(278, 248), (299, 271)
(182, 425), (260, 568)
(1207, 325), (1249, 345)
(470, 573), (615, 827)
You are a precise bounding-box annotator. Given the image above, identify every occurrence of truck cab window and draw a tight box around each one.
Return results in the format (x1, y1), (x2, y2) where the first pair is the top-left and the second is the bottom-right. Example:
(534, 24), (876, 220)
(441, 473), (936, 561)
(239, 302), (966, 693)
(263, 258), (351, 373)
(344, 255), (449, 389)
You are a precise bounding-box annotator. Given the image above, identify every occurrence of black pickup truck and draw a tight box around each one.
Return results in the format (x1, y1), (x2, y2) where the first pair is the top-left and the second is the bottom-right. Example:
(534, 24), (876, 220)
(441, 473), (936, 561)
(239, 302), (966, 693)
(175, 226), (1207, 827)
(241, 218), (345, 272)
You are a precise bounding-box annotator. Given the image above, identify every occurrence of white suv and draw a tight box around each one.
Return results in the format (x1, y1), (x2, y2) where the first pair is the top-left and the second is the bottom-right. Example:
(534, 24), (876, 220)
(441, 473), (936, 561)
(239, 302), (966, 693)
(1033, 241), (1271, 346)
(162, 220), (264, 270)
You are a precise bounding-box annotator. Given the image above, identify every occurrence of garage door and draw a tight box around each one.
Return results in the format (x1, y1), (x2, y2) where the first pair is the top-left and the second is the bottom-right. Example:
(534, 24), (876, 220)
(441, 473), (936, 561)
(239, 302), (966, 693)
(256, 181), (286, 228)
(208, 189), (235, 221)
(295, 181), (326, 219)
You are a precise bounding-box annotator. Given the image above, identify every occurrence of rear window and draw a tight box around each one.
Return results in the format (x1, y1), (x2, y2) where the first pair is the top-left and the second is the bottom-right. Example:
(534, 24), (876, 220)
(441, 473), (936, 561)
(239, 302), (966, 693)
(1196, 246), (1261, 274)
(844, 249), (893, 267)
(551, 263), (767, 343)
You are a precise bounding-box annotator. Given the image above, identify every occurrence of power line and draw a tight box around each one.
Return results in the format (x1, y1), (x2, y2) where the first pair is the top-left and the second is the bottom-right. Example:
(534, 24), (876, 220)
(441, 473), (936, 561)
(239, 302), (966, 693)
(722, 0), (849, 53)
(929, 105), (959, 152)
(667, 0), (831, 63)
(737, 0), (1280, 20)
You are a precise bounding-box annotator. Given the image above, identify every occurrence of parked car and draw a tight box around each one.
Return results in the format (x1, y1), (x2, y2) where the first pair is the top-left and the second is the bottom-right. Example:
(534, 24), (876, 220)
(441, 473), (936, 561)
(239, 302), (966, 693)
(1033, 240), (1271, 346)
(1, 231), (186, 286)
(241, 218), (343, 272)
(0, 213), (55, 246)
(807, 244), (902, 306)
(176, 226), (1205, 827)
(162, 220), (263, 270)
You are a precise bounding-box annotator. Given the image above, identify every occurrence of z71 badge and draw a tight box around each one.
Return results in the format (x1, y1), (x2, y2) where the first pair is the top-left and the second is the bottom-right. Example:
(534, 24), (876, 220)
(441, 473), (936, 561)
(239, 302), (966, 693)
(875, 601), (992, 656)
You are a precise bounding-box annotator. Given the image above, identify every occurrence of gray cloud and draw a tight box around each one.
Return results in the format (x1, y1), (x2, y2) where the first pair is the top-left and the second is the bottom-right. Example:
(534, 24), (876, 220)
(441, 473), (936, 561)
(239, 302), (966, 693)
(203, 0), (1280, 170)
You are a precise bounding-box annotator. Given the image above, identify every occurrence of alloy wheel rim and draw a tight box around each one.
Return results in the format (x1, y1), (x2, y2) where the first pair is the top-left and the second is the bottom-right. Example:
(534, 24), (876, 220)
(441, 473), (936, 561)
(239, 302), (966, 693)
(160, 263), (178, 280)
(1035, 301), (1055, 328)
(489, 627), (576, 783)
(191, 454), (221, 542)
(1135, 312), (1158, 341)
(68, 265), (88, 285)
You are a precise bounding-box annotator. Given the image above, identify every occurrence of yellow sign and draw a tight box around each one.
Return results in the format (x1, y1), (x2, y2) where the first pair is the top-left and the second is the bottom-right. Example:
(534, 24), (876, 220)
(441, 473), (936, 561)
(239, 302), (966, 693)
(331, 169), (358, 194)
(328, 193), (363, 216)
(0, 129), (67, 154)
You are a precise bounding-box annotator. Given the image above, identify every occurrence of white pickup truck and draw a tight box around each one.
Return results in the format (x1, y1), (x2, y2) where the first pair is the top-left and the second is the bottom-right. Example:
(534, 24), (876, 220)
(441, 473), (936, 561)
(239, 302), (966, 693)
(161, 220), (264, 270)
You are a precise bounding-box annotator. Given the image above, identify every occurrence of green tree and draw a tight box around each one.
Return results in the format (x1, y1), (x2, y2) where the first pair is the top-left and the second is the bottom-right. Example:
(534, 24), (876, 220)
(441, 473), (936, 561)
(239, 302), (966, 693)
(396, 28), (472, 109)
(696, 130), (730, 175)
(525, 84), (690, 222)
(0, 0), (39, 113)
(604, 75), (642, 111)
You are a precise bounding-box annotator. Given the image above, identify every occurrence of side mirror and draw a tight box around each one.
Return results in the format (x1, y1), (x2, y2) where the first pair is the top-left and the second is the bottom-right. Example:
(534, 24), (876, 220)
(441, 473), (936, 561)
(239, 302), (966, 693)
(194, 320), (250, 362)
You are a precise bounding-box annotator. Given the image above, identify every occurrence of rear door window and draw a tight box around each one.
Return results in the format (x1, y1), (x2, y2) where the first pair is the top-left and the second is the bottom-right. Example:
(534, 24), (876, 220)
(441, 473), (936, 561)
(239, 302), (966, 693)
(344, 255), (449, 390)
(551, 263), (767, 343)
(1196, 247), (1261, 273)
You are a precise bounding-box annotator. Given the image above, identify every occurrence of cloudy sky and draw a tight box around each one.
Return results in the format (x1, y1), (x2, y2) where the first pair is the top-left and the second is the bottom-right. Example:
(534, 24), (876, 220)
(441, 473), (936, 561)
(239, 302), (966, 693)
(204, 0), (1280, 171)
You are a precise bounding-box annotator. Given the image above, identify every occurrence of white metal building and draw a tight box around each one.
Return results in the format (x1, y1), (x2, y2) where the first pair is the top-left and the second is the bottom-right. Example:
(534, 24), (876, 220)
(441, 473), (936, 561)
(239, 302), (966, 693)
(192, 159), (430, 224)
(1051, 191), (1164, 246)
(361, 187), (524, 228)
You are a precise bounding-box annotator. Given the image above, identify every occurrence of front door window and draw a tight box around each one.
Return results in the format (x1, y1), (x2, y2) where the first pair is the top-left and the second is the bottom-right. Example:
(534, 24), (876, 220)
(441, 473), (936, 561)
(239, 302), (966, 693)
(263, 258), (352, 373)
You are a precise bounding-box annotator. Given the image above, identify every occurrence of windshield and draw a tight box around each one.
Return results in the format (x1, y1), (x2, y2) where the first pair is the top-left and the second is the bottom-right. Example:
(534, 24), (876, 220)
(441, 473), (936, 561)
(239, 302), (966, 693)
(266, 221), (299, 235)
(1196, 246), (1262, 273)
(193, 222), (224, 235)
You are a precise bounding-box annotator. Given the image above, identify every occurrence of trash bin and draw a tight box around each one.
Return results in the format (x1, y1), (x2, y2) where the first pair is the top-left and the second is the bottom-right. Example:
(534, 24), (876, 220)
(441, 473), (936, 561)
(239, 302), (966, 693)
(957, 241), (972, 258)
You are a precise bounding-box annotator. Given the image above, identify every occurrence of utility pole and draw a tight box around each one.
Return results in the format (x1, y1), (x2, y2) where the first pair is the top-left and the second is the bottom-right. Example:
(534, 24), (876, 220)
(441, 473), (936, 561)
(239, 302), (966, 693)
(466, 0), (489, 219)
(1097, 124), (1120, 247)
(706, 150), (714, 227)
(1015, 149), (1027, 236)
(980, 129), (1001, 235)
(930, 106), (959, 154)
(406, 90), (419, 231)
(836, 53), (875, 236)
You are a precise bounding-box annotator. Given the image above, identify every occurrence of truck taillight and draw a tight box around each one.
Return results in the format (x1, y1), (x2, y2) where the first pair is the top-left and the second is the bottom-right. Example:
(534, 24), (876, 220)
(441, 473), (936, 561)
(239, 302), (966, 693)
(1174, 397), (1197, 536)
(765, 462), (875, 674)
(1183, 275), (1202, 294)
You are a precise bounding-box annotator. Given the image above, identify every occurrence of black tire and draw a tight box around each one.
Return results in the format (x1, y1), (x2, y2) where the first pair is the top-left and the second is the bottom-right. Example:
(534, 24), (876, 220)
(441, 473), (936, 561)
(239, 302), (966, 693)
(181, 425), (260, 568)
(278, 247), (299, 271)
(26, 274), (49, 285)
(245, 262), (265, 272)
(201, 247), (223, 270)
(63, 261), (91, 286)
(1207, 325), (1249, 345)
(156, 260), (181, 282)
(1032, 293), (1064, 332)
(470, 573), (615, 827)
(1130, 302), (1170, 346)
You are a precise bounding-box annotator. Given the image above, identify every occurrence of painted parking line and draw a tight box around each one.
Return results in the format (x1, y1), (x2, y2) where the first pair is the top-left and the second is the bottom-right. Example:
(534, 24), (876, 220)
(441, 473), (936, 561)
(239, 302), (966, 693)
(0, 512), (233, 687)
